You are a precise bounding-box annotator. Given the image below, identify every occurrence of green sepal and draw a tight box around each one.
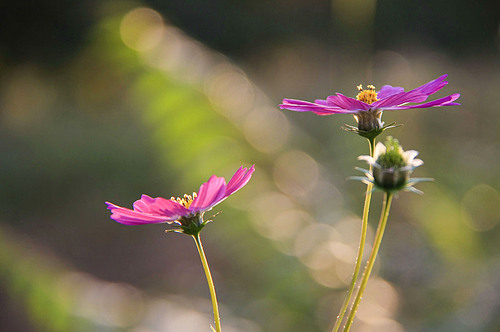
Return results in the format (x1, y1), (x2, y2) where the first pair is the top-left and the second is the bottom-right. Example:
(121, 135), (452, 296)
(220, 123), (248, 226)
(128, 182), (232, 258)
(165, 214), (210, 236)
(408, 177), (434, 184)
(179, 222), (206, 236)
(405, 186), (424, 195)
(349, 172), (431, 195)
(348, 175), (371, 182)
(342, 122), (401, 140)
(354, 167), (371, 174)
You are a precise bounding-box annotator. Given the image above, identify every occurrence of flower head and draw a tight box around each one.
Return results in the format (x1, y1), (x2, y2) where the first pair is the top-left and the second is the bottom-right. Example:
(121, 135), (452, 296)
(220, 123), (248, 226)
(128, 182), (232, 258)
(280, 75), (460, 134)
(106, 165), (255, 234)
(354, 137), (431, 194)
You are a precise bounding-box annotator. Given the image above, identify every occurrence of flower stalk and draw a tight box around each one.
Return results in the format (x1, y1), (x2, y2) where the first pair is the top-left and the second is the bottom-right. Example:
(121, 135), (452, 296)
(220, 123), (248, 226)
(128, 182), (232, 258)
(332, 138), (375, 332)
(343, 192), (394, 331)
(193, 233), (222, 332)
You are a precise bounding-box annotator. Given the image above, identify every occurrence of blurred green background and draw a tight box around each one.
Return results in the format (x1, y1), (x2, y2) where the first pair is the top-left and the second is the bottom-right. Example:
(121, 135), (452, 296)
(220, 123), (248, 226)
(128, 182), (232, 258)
(0, 1), (498, 331)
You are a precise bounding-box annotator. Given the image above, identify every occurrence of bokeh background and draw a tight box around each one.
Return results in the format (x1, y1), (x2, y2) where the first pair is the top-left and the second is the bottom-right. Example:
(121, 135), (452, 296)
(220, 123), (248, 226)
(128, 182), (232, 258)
(0, 1), (499, 331)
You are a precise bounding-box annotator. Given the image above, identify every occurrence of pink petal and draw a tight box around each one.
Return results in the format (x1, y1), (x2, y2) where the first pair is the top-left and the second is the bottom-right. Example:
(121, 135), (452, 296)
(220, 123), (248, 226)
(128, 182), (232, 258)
(409, 74), (448, 96)
(381, 93), (460, 111)
(189, 175), (227, 212)
(372, 90), (428, 108)
(326, 94), (371, 111)
(132, 194), (156, 212)
(310, 110), (340, 116)
(152, 197), (191, 217)
(281, 99), (322, 106)
(106, 202), (174, 225)
(314, 99), (329, 105)
(374, 75), (451, 109)
(225, 165), (255, 197)
(377, 85), (405, 99)
(280, 99), (351, 114)
(133, 194), (189, 217)
(286, 106), (351, 114)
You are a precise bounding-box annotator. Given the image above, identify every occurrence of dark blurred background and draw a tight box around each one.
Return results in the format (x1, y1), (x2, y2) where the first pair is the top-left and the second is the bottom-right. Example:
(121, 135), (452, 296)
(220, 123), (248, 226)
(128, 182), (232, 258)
(0, 1), (499, 331)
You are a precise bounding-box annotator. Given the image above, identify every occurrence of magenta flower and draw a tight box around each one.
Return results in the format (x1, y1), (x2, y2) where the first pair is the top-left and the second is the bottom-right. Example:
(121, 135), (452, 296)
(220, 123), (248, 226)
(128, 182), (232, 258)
(280, 75), (460, 132)
(106, 165), (255, 232)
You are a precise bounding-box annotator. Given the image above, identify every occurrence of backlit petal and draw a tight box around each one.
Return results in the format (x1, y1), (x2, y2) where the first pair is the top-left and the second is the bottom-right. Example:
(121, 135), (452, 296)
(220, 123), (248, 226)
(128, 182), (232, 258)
(381, 93), (460, 111)
(326, 94), (371, 111)
(372, 90), (428, 108)
(409, 74), (448, 96)
(133, 195), (189, 217)
(280, 99), (351, 114)
(377, 85), (405, 99)
(189, 175), (226, 212)
(225, 165), (255, 197)
(105, 202), (175, 225)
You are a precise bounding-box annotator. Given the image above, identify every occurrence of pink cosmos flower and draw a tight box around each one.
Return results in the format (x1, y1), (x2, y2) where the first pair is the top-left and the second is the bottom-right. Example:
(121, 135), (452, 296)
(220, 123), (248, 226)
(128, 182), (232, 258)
(106, 165), (255, 228)
(280, 75), (460, 132)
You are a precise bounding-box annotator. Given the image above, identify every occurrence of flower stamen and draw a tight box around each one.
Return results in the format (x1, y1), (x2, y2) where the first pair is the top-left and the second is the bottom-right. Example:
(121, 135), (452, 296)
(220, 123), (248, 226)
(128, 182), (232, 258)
(356, 84), (379, 104)
(171, 192), (197, 208)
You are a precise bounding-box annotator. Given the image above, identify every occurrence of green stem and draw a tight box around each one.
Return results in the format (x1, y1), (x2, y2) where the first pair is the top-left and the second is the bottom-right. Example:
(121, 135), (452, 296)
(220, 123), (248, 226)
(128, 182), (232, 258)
(369, 138), (376, 160)
(332, 138), (375, 332)
(192, 233), (222, 332)
(343, 192), (394, 331)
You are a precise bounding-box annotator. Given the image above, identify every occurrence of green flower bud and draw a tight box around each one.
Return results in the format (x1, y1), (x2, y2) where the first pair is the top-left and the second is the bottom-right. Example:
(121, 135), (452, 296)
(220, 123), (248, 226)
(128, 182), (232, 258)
(357, 137), (429, 193)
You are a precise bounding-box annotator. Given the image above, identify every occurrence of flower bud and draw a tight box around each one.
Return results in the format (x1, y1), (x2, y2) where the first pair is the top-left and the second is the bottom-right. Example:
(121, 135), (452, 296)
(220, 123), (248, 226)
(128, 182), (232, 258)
(357, 137), (427, 193)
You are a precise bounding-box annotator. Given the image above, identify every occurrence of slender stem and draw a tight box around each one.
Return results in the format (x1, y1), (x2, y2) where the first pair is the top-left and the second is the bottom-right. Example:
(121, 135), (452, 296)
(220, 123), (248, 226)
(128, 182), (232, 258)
(332, 138), (375, 332)
(192, 234), (222, 332)
(343, 193), (394, 331)
(368, 138), (376, 160)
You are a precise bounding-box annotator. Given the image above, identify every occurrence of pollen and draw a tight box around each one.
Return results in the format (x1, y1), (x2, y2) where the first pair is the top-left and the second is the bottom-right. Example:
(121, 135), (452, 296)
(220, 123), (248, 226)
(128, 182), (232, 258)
(171, 192), (197, 208)
(356, 84), (379, 104)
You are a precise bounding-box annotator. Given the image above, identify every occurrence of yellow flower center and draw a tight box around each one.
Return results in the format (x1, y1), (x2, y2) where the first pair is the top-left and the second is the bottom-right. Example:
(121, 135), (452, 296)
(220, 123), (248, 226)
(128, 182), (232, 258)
(356, 84), (379, 104)
(171, 192), (197, 208)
